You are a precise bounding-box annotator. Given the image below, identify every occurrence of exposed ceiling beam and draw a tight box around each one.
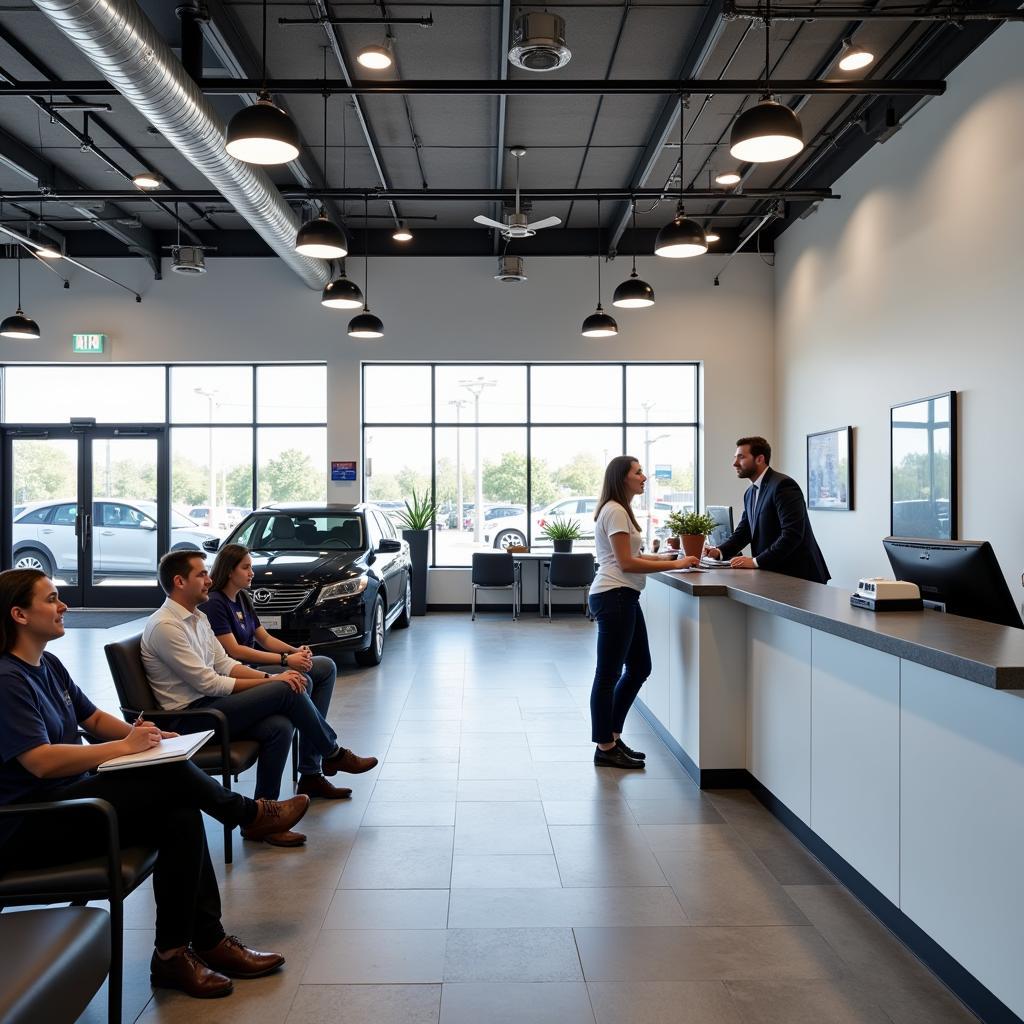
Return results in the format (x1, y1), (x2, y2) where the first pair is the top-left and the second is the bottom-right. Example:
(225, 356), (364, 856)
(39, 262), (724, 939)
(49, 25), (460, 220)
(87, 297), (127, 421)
(724, 1), (1024, 19)
(492, 0), (511, 252)
(0, 77), (949, 96)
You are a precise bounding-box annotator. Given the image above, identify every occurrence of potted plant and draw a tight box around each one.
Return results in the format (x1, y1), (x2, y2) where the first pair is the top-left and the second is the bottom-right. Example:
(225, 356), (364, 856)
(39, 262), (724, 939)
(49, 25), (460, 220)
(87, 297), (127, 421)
(541, 517), (582, 553)
(394, 489), (437, 616)
(666, 509), (718, 558)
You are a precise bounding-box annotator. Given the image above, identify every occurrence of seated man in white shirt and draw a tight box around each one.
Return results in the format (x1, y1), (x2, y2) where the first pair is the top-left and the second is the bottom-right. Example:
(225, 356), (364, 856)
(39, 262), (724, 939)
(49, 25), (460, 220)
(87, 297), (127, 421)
(141, 550), (377, 847)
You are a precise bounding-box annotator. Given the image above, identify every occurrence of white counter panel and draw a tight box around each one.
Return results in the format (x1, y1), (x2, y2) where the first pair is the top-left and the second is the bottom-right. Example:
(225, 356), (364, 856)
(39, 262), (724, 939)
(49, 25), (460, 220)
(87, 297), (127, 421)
(810, 631), (900, 903)
(900, 661), (1024, 1021)
(640, 584), (671, 726)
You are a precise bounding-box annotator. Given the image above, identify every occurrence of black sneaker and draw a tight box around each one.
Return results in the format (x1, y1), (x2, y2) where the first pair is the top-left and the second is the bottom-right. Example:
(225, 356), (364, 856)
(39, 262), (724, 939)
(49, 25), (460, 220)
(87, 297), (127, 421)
(615, 738), (646, 760)
(594, 745), (645, 769)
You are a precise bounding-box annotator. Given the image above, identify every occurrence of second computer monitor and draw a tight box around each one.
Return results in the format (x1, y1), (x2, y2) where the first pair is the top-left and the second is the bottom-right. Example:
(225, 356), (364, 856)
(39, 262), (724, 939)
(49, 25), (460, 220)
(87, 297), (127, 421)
(707, 505), (734, 548)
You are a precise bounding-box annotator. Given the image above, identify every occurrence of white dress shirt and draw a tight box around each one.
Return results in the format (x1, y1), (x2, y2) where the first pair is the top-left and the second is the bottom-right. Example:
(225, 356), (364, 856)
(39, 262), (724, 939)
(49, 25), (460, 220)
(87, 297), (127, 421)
(141, 598), (242, 711)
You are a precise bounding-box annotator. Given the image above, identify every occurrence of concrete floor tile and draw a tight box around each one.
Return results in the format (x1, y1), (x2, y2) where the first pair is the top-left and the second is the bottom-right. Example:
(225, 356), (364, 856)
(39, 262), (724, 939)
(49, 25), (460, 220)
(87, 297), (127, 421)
(454, 801), (553, 855)
(543, 800), (638, 825)
(725, 978), (892, 1024)
(451, 853), (562, 888)
(303, 929), (448, 983)
(440, 982), (595, 1024)
(339, 826), (453, 889)
(323, 889), (450, 929)
(587, 981), (743, 1024)
(286, 984), (441, 1024)
(362, 801), (457, 826)
(456, 779), (541, 801)
(444, 928), (583, 982)
(370, 780), (459, 802)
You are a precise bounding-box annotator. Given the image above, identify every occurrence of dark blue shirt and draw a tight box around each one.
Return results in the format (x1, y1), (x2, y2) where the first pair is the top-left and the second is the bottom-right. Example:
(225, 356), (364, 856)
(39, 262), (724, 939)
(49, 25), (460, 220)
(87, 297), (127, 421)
(0, 652), (97, 806)
(202, 590), (262, 650)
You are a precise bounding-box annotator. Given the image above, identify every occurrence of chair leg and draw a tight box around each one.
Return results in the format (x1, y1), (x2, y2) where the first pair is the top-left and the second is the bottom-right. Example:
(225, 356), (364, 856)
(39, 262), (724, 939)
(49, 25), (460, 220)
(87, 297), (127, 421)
(471, 585), (476, 621)
(292, 733), (299, 784)
(221, 771), (234, 865)
(108, 892), (123, 1024)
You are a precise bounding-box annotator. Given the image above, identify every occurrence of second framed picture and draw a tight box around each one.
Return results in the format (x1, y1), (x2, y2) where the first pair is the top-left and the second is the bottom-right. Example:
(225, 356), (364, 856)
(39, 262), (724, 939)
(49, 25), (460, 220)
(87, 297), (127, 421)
(807, 426), (853, 511)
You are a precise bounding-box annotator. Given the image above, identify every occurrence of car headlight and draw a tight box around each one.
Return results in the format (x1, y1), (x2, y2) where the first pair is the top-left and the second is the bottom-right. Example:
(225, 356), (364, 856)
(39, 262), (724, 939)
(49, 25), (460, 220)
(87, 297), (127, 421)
(316, 577), (369, 604)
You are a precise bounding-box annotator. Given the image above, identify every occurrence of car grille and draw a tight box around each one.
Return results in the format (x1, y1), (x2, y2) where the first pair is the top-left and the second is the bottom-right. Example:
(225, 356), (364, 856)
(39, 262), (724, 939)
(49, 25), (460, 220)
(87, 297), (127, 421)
(248, 585), (315, 614)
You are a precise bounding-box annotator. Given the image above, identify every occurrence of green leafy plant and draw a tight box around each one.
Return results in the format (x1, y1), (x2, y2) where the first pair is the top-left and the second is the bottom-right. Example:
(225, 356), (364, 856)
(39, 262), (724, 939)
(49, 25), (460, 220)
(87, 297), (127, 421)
(394, 489), (438, 531)
(666, 510), (717, 536)
(540, 517), (582, 541)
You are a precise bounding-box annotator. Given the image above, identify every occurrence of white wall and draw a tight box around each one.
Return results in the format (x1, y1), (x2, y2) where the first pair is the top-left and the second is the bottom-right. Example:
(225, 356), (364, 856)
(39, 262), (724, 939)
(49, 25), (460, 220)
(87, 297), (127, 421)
(0, 251), (773, 595)
(775, 25), (1024, 604)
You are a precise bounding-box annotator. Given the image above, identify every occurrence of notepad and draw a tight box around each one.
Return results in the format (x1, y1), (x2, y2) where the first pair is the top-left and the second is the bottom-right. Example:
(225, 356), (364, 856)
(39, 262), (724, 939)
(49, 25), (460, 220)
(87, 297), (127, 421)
(97, 729), (214, 772)
(700, 557), (732, 568)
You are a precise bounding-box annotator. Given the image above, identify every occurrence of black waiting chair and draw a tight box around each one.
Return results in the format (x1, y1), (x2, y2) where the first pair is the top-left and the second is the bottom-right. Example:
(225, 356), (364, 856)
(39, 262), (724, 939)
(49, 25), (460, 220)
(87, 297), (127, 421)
(104, 634), (295, 865)
(544, 553), (596, 620)
(0, 798), (156, 1024)
(471, 553), (521, 621)
(0, 907), (110, 1024)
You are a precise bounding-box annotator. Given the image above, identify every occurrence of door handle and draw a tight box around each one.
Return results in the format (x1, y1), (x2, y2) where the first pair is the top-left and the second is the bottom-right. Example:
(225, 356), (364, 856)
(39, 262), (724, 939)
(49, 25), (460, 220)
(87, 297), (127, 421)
(101, 530), (115, 536)
(79, 513), (91, 554)
(41, 528), (54, 534)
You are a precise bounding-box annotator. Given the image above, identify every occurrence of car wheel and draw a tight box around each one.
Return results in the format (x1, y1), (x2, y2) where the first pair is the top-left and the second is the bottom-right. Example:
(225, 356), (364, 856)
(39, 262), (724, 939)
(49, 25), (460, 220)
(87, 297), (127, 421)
(354, 595), (386, 666)
(14, 548), (53, 576)
(393, 573), (412, 629)
(494, 529), (527, 550)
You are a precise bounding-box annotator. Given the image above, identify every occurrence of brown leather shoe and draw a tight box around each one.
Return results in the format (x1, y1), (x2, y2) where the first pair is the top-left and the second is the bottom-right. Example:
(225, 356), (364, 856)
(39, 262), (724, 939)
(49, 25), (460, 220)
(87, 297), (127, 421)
(322, 747), (378, 776)
(150, 948), (233, 999)
(244, 829), (307, 847)
(297, 773), (352, 799)
(196, 935), (285, 979)
(240, 794), (309, 841)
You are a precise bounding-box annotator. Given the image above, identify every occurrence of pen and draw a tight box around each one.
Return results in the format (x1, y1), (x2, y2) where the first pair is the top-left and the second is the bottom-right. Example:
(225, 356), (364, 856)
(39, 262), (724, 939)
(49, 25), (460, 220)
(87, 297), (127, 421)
(134, 711), (144, 727)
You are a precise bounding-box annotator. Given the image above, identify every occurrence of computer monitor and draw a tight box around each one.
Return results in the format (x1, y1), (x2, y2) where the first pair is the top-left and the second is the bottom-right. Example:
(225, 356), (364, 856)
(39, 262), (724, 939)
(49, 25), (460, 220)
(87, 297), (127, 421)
(707, 505), (734, 548)
(882, 537), (1023, 629)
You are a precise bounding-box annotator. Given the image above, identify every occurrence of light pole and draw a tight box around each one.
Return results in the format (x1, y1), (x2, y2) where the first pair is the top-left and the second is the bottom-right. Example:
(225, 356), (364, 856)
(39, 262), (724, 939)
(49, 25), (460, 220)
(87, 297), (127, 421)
(643, 415), (670, 550)
(194, 387), (219, 516)
(457, 376), (496, 543)
(449, 399), (469, 532)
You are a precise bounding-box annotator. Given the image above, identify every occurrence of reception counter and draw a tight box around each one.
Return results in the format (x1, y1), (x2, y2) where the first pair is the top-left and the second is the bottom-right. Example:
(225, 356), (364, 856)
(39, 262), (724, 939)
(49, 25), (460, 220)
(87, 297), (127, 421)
(639, 568), (1024, 1024)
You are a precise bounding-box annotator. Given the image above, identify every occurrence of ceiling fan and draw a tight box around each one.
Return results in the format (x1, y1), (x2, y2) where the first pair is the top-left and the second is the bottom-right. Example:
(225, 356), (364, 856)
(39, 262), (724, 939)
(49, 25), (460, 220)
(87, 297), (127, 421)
(473, 146), (561, 239)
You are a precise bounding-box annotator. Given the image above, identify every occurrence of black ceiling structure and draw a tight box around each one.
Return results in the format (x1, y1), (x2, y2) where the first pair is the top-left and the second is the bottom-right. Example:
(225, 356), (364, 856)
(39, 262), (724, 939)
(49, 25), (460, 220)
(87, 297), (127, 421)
(0, 0), (1018, 276)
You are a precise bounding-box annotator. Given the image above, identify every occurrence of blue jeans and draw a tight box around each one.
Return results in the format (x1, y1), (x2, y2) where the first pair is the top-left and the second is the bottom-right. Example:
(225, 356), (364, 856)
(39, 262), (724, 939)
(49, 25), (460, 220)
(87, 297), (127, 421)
(181, 680), (339, 801)
(588, 586), (651, 744)
(299, 655), (339, 776)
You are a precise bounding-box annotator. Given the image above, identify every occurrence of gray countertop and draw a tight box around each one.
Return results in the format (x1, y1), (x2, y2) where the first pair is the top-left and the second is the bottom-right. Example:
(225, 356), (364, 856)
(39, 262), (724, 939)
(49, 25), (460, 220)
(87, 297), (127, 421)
(652, 568), (1024, 690)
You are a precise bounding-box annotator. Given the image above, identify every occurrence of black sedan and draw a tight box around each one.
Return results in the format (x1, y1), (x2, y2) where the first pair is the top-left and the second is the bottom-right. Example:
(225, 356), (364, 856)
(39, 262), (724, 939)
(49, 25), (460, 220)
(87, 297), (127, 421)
(207, 504), (412, 666)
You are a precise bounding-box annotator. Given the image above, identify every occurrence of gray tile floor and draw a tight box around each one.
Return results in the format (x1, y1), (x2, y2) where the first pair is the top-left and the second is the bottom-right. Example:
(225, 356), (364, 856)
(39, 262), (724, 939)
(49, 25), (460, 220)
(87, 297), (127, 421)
(41, 611), (977, 1023)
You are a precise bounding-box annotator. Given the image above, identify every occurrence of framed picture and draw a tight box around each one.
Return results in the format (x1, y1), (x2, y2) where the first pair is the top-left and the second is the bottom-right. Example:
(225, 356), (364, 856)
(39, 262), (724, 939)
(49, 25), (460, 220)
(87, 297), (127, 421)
(806, 427), (853, 511)
(890, 391), (957, 539)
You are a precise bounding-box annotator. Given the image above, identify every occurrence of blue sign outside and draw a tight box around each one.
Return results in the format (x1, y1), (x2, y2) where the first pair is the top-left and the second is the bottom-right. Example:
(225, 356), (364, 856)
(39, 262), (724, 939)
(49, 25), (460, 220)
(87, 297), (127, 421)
(332, 461), (357, 481)
(654, 465), (672, 480)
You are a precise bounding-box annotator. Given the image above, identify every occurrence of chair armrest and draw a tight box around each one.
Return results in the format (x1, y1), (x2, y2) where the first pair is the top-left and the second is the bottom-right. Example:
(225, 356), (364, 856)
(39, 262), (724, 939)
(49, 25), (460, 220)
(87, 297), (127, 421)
(0, 797), (123, 903)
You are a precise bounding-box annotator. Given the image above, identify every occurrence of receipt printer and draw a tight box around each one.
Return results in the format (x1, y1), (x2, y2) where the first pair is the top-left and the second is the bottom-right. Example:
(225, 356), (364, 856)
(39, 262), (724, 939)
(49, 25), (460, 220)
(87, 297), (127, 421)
(850, 577), (923, 612)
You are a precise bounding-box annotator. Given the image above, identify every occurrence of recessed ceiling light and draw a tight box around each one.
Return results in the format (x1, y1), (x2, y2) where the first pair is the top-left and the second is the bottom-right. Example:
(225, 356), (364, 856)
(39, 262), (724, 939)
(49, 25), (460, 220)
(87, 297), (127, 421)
(357, 44), (392, 70)
(132, 170), (163, 189)
(838, 37), (874, 72)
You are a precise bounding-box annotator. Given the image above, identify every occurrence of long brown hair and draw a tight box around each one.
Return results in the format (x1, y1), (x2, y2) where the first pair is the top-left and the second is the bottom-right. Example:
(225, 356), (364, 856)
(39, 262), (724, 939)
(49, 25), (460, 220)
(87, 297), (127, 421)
(595, 455), (641, 531)
(209, 544), (251, 593)
(0, 568), (45, 654)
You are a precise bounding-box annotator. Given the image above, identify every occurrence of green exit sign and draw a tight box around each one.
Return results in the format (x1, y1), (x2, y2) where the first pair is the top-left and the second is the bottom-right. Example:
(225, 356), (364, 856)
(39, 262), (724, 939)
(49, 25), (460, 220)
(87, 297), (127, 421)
(72, 333), (106, 354)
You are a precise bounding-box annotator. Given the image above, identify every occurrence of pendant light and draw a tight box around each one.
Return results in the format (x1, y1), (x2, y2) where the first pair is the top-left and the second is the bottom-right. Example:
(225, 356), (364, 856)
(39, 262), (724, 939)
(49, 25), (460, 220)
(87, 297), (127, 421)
(225, 0), (300, 165)
(392, 221), (413, 242)
(704, 224), (721, 243)
(321, 99), (363, 308)
(348, 196), (383, 339)
(729, 0), (803, 163)
(715, 169), (741, 186)
(296, 61), (348, 258)
(357, 44), (392, 70)
(838, 36), (874, 72)
(1, 246), (40, 340)
(655, 96), (707, 258)
(132, 170), (163, 190)
(612, 201), (654, 308)
(581, 197), (618, 338)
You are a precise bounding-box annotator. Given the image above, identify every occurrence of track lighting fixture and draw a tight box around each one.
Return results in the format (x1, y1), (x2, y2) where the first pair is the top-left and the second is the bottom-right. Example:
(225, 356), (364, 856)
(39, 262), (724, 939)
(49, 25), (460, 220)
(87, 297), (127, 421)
(295, 76), (348, 258)
(357, 44), (392, 70)
(225, 0), (300, 164)
(1, 247), (40, 340)
(582, 197), (618, 338)
(838, 36), (874, 71)
(729, 0), (803, 163)
(132, 170), (163, 190)
(715, 170), (742, 186)
(612, 203), (655, 308)
(392, 221), (413, 242)
(655, 97), (707, 258)
(348, 196), (383, 339)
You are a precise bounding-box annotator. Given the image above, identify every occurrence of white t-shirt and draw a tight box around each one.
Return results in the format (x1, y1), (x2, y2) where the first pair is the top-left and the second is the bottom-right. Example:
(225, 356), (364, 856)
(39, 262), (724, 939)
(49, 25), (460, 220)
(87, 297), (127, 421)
(591, 501), (645, 595)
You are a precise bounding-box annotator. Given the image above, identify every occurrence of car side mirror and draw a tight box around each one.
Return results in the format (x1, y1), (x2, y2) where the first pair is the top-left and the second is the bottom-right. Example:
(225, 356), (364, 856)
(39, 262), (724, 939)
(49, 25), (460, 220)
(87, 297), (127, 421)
(202, 538), (221, 553)
(140, 520), (157, 531)
(378, 538), (402, 553)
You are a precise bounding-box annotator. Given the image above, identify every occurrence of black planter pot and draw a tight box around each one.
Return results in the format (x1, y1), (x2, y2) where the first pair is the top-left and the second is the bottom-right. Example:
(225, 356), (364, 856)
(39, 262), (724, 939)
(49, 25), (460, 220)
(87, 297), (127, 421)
(552, 538), (574, 553)
(402, 528), (429, 615)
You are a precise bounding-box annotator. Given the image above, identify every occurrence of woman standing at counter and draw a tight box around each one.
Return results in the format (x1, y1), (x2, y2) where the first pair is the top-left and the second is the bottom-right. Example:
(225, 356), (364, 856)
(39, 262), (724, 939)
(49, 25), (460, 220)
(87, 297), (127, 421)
(589, 456), (699, 768)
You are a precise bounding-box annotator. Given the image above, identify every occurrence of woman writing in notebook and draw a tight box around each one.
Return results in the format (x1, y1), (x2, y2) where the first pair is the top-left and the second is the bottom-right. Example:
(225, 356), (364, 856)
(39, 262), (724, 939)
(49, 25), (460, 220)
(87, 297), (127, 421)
(0, 569), (308, 999)
(589, 457), (699, 769)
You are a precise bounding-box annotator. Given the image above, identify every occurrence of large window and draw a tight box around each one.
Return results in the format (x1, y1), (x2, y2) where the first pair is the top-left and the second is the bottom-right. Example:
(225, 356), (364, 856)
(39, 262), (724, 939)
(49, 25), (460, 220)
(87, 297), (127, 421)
(363, 363), (699, 567)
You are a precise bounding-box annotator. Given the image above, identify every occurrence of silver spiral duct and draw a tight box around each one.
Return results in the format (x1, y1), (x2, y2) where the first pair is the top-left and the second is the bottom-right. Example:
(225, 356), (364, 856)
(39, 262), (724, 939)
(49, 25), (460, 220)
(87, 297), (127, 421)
(31, 0), (329, 289)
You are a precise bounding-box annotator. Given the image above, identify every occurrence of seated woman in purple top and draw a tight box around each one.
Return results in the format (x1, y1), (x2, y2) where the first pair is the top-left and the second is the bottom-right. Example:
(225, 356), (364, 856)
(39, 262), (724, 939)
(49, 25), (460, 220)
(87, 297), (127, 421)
(203, 544), (348, 803)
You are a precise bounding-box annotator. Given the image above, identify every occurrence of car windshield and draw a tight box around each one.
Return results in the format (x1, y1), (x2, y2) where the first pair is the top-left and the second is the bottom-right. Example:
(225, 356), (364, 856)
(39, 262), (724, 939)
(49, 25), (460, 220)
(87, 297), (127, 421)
(242, 514), (365, 551)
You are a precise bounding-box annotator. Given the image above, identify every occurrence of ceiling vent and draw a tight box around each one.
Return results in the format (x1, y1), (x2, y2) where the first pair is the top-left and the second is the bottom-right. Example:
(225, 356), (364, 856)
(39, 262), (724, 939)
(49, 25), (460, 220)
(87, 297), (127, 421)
(494, 255), (527, 282)
(508, 13), (571, 72)
(171, 245), (207, 274)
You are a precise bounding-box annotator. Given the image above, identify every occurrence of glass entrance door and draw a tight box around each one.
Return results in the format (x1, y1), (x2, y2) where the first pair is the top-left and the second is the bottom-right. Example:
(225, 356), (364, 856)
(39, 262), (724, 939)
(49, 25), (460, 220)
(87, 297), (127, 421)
(3, 425), (169, 608)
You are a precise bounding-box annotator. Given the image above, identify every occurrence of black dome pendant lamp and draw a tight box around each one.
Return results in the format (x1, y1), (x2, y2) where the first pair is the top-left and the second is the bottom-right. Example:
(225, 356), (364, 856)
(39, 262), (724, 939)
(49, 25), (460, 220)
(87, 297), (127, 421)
(654, 96), (707, 258)
(322, 97), (362, 308)
(1, 245), (40, 340)
(729, 0), (804, 163)
(348, 196), (384, 339)
(296, 53), (348, 258)
(581, 197), (618, 338)
(612, 201), (655, 308)
(225, 0), (300, 165)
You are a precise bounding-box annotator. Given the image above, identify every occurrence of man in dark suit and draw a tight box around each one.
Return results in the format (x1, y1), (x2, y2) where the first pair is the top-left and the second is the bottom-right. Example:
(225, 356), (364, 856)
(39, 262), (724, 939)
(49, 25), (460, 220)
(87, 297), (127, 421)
(705, 436), (831, 584)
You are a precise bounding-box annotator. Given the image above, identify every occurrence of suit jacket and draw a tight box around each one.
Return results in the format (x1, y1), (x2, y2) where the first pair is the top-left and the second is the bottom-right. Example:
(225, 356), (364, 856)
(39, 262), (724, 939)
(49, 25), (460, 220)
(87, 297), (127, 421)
(718, 467), (831, 584)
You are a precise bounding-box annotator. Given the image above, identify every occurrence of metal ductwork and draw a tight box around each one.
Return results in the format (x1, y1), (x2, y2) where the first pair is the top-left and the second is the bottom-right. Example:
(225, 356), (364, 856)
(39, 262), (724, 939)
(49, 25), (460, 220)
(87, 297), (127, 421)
(30, 0), (329, 290)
